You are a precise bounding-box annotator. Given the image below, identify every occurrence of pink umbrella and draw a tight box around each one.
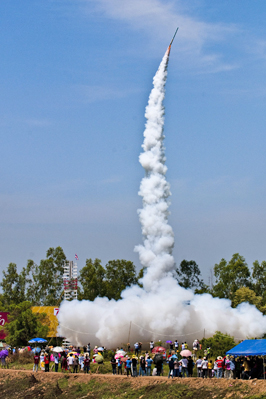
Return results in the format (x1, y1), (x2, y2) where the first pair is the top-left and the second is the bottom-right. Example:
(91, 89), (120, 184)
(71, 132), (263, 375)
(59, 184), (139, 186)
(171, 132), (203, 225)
(180, 349), (192, 357)
(115, 353), (124, 359)
(152, 346), (166, 354)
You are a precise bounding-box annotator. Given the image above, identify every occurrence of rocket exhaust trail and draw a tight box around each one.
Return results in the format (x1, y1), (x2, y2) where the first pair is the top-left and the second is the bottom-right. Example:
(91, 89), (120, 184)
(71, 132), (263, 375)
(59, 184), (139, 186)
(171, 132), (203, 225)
(57, 29), (266, 348)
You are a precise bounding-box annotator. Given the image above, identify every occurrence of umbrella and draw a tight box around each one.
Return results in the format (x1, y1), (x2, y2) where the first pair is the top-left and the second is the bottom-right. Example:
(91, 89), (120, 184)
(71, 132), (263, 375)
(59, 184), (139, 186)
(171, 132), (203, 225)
(153, 354), (163, 364)
(116, 350), (126, 356)
(170, 354), (178, 359)
(180, 350), (192, 357)
(95, 354), (103, 363)
(97, 347), (104, 351)
(166, 340), (172, 344)
(28, 338), (47, 344)
(152, 346), (166, 354)
(115, 353), (124, 359)
(32, 347), (41, 353)
(0, 342), (3, 348)
(121, 356), (128, 362)
(52, 347), (64, 353)
(0, 350), (9, 358)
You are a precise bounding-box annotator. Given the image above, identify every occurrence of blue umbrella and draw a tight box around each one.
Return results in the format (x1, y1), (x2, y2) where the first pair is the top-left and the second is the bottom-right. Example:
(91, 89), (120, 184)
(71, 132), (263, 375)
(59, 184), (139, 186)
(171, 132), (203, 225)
(170, 354), (178, 359)
(32, 347), (41, 353)
(28, 338), (47, 344)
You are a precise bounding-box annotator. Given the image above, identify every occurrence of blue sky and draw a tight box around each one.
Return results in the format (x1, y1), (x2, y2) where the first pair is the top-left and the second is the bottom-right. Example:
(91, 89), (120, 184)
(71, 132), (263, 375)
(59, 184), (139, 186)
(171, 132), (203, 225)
(1, 0), (266, 281)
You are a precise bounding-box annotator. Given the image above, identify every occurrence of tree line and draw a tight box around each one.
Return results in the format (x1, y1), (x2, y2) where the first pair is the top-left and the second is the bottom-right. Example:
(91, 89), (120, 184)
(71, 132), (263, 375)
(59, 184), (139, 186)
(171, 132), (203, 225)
(1, 248), (266, 312)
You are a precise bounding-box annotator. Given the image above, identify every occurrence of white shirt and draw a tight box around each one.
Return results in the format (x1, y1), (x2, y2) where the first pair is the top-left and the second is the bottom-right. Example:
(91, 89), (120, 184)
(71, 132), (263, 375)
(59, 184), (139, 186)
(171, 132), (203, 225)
(181, 358), (188, 368)
(202, 360), (208, 369)
(196, 359), (202, 368)
(68, 356), (74, 365)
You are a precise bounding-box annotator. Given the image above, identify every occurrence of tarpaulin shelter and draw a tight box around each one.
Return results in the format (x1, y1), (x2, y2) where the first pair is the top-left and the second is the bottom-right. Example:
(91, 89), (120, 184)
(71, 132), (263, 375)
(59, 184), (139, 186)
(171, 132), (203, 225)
(227, 339), (266, 379)
(226, 339), (266, 356)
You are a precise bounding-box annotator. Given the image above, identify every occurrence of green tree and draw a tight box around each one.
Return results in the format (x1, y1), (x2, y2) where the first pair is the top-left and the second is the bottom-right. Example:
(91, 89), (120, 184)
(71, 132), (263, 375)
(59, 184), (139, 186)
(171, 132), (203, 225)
(0, 263), (27, 306)
(78, 258), (107, 301)
(200, 331), (236, 359)
(4, 301), (49, 347)
(26, 247), (66, 306)
(252, 260), (266, 305)
(176, 260), (204, 291)
(212, 254), (251, 300)
(105, 259), (138, 300)
(232, 287), (266, 313)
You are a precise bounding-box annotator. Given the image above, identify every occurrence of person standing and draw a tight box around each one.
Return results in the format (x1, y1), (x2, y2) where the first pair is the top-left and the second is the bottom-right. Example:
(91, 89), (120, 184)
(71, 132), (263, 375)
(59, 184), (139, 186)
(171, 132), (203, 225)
(111, 356), (117, 375)
(84, 355), (90, 374)
(150, 341), (154, 352)
(187, 356), (194, 377)
(73, 355), (79, 373)
(139, 356), (145, 376)
(134, 342), (139, 356)
(54, 354), (59, 372)
(201, 357), (208, 378)
(87, 343), (91, 357)
(117, 358), (123, 375)
(68, 354), (74, 373)
(156, 359), (163, 376)
(196, 356), (202, 377)
(61, 356), (68, 372)
(208, 360), (213, 378)
(168, 358), (174, 379)
(181, 357), (188, 377)
(132, 356), (138, 377)
(44, 353), (50, 372)
(125, 357), (132, 377)
(33, 352), (40, 372)
(216, 356), (223, 379)
(146, 357), (153, 376)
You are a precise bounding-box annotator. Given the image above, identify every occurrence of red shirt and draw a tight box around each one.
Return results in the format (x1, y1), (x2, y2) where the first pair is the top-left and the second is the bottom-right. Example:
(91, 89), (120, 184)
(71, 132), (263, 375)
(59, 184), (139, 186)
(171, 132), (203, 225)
(216, 359), (223, 368)
(34, 355), (39, 365)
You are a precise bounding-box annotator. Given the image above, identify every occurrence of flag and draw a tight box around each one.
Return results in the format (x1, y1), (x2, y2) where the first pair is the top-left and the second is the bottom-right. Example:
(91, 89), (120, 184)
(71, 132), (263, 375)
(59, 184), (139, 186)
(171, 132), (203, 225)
(75, 254), (79, 260)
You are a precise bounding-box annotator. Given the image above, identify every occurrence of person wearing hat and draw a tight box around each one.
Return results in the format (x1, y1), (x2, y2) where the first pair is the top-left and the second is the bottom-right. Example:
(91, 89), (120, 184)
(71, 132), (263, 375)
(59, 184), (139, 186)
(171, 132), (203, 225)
(216, 356), (223, 379)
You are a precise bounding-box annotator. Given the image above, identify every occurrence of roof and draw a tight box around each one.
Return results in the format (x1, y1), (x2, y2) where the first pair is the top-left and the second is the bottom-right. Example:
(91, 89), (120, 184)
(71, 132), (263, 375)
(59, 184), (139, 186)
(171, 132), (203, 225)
(226, 339), (266, 356)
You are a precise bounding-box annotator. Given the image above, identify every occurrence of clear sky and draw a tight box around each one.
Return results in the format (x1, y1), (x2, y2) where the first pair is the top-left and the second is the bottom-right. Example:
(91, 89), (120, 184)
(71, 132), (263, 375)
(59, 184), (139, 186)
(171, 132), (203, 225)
(1, 0), (266, 281)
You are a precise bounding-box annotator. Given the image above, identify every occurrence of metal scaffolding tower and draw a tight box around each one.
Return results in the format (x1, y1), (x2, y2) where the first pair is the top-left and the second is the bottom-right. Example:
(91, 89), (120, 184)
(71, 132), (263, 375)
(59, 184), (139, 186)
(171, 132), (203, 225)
(63, 260), (78, 300)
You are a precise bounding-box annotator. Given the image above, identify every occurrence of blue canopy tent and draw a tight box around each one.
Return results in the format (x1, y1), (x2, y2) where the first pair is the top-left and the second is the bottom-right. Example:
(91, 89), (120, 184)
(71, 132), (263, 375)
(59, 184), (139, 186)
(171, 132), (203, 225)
(226, 340), (266, 356)
(227, 339), (266, 379)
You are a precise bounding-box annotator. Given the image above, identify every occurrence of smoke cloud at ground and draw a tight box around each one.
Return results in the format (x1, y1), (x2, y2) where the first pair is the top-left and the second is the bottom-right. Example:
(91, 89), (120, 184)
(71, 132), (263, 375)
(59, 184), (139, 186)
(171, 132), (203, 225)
(58, 49), (266, 347)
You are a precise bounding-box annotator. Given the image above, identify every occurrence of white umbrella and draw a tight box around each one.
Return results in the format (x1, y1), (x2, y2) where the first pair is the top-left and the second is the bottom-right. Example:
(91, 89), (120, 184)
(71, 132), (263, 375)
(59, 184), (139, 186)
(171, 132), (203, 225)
(52, 346), (64, 353)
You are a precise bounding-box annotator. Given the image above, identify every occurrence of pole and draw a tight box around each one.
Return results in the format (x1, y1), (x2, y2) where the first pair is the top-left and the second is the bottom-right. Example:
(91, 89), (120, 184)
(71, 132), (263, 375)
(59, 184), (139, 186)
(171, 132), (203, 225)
(204, 329), (205, 339)
(128, 321), (132, 345)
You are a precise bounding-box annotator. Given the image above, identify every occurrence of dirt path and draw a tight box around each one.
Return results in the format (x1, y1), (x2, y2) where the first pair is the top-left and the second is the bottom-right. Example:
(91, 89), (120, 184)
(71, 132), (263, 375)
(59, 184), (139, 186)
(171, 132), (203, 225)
(0, 369), (265, 398)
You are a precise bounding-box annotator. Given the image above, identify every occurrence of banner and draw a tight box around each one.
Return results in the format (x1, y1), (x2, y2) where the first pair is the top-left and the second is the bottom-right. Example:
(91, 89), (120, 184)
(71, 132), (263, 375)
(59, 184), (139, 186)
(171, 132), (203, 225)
(0, 312), (10, 340)
(31, 307), (59, 337)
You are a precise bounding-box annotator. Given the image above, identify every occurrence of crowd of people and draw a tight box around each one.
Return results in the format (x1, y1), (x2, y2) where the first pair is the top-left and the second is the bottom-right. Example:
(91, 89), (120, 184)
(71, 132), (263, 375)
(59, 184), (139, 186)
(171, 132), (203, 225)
(1, 340), (265, 380)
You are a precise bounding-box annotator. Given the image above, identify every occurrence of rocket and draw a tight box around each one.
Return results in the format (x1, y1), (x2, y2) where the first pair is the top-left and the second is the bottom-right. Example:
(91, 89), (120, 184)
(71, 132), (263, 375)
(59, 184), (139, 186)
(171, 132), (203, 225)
(167, 27), (179, 55)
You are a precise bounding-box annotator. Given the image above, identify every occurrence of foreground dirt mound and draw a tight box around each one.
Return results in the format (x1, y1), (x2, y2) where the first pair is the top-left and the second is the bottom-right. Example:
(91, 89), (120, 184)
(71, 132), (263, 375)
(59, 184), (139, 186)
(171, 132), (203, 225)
(0, 369), (265, 398)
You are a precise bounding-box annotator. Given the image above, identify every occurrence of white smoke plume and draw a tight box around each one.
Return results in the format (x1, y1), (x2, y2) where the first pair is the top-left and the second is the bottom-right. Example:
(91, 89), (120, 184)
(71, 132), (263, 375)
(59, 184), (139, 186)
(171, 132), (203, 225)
(58, 48), (266, 347)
